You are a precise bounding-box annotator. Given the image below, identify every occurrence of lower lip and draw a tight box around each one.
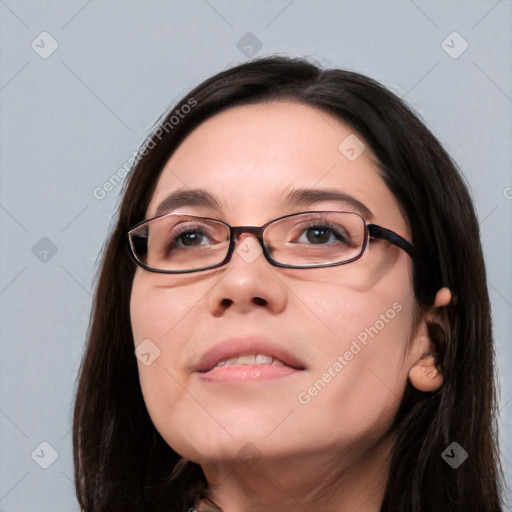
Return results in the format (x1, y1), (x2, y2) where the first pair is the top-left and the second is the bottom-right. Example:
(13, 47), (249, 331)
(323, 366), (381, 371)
(197, 364), (302, 382)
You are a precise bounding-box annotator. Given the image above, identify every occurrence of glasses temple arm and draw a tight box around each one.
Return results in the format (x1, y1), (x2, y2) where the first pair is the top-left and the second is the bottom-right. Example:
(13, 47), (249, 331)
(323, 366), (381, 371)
(368, 224), (417, 259)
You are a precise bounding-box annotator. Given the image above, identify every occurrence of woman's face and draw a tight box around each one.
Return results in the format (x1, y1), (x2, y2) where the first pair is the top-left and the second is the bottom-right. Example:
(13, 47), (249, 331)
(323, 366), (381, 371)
(130, 102), (429, 470)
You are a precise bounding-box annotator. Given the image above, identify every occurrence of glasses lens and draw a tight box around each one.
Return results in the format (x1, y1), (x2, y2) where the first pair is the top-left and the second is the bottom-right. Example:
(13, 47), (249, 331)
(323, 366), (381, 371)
(265, 212), (365, 266)
(130, 214), (230, 271)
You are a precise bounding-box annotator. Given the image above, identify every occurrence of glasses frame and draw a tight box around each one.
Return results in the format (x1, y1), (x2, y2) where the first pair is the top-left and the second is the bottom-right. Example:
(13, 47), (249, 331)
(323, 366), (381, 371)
(126, 210), (416, 274)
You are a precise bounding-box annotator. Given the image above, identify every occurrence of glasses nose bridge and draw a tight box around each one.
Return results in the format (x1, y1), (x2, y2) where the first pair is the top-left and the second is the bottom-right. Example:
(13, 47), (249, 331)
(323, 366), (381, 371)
(226, 225), (268, 265)
(230, 225), (266, 247)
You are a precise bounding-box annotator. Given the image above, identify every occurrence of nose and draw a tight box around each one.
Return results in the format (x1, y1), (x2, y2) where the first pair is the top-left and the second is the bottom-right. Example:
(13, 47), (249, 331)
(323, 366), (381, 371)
(206, 233), (288, 317)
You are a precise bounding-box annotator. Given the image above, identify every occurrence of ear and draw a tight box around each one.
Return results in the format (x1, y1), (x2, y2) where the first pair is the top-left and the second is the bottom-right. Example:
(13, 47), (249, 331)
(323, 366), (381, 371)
(408, 287), (452, 392)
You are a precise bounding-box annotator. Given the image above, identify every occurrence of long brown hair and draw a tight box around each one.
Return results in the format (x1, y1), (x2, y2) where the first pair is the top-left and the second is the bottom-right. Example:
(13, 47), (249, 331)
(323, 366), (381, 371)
(73, 55), (504, 511)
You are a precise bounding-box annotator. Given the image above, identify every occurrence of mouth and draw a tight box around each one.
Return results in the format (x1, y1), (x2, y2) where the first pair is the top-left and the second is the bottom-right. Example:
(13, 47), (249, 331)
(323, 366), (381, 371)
(194, 337), (306, 382)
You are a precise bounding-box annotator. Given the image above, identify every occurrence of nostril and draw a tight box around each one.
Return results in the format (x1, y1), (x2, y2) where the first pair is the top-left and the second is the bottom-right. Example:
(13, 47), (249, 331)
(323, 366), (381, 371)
(253, 297), (267, 306)
(220, 298), (233, 309)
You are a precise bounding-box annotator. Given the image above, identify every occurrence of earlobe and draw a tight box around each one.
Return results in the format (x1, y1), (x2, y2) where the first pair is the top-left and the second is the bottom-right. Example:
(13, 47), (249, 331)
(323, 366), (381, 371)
(433, 287), (452, 308)
(408, 352), (444, 392)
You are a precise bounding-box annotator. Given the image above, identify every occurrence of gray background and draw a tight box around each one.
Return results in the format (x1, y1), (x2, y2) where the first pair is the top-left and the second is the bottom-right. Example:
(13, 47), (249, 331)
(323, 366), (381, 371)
(0, 0), (511, 510)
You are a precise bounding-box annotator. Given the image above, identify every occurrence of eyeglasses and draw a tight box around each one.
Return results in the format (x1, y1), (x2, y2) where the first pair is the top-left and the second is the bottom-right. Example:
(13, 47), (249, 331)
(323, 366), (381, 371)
(126, 210), (416, 274)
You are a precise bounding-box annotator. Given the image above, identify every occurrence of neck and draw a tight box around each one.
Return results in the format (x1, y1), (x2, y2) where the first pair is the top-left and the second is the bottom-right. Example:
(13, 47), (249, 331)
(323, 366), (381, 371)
(197, 435), (392, 512)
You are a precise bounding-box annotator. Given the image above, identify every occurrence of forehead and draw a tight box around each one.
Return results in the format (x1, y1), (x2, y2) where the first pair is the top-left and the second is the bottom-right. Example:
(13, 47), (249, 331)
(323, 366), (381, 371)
(146, 102), (408, 233)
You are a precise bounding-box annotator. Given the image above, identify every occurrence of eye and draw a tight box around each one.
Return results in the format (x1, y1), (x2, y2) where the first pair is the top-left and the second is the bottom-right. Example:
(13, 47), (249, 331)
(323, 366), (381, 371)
(174, 230), (209, 247)
(296, 223), (351, 245)
(167, 222), (216, 249)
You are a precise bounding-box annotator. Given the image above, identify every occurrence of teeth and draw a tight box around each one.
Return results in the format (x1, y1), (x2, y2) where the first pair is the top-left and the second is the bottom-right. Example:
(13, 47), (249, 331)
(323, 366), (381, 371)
(214, 354), (283, 368)
(235, 355), (256, 365)
(255, 354), (273, 364)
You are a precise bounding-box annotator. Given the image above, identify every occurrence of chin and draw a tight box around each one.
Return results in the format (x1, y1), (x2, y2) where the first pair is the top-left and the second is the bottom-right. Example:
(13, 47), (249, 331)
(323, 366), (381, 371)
(156, 414), (298, 465)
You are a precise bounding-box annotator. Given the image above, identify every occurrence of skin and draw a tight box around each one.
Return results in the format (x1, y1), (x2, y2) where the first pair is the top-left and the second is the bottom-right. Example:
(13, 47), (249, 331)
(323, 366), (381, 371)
(130, 102), (451, 512)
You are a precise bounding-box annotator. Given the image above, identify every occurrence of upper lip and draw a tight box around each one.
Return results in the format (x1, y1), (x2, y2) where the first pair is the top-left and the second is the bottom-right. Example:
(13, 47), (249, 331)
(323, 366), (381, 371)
(193, 337), (306, 373)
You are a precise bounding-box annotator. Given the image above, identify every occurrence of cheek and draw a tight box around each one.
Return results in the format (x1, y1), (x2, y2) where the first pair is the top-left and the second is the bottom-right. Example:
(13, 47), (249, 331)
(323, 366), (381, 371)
(293, 274), (415, 432)
(297, 260), (415, 354)
(130, 272), (198, 344)
(129, 274), (196, 435)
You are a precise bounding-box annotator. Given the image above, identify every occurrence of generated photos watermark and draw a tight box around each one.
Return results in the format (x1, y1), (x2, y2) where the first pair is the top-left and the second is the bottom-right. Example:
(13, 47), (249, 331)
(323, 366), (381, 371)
(297, 301), (403, 405)
(93, 97), (197, 200)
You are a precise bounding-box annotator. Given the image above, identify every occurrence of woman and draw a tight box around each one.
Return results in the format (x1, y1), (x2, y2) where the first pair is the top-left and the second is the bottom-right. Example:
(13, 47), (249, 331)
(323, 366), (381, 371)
(73, 56), (504, 511)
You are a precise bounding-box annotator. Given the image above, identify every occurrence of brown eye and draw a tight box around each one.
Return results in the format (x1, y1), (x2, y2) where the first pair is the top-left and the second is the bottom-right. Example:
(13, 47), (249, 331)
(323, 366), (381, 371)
(173, 230), (209, 247)
(294, 222), (352, 246)
(167, 224), (214, 250)
(303, 225), (347, 244)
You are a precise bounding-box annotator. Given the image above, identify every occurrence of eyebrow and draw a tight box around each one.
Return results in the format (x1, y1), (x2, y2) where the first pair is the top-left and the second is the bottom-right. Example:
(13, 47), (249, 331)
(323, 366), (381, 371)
(283, 187), (373, 219)
(154, 187), (373, 220)
(155, 189), (224, 217)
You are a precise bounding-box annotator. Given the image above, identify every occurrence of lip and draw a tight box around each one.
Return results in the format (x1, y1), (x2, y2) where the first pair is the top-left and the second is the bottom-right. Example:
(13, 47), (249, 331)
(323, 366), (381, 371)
(193, 337), (306, 375)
